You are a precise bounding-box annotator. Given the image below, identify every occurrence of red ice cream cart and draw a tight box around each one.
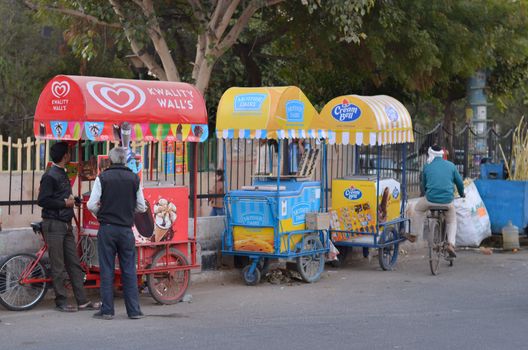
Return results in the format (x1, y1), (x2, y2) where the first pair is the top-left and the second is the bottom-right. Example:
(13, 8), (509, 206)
(0, 75), (208, 310)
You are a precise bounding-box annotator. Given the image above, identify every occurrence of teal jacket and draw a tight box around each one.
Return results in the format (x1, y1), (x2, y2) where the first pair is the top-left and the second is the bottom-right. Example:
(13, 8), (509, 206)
(421, 157), (464, 204)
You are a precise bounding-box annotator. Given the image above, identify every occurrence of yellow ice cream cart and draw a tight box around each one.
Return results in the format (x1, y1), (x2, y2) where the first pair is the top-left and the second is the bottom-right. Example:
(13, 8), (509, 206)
(313, 94), (414, 270)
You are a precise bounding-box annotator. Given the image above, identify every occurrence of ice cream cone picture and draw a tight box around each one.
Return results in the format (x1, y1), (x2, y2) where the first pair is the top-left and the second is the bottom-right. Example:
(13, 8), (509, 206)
(152, 198), (177, 242)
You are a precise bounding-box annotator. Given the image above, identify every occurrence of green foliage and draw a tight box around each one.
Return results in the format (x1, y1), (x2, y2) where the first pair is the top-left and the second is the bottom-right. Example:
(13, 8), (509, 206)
(6, 0), (528, 137)
(304, 0), (374, 43)
(0, 0), (131, 137)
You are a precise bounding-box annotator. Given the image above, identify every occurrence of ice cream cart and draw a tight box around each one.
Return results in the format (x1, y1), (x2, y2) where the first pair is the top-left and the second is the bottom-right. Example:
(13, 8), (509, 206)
(313, 95), (414, 270)
(216, 86), (329, 285)
(0, 75), (208, 310)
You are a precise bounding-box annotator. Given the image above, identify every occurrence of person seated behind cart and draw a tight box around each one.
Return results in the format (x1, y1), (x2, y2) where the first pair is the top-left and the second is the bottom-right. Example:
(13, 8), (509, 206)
(208, 169), (225, 216)
(288, 139), (305, 175)
(407, 145), (465, 257)
(37, 141), (100, 312)
(87, 147), (146, 320)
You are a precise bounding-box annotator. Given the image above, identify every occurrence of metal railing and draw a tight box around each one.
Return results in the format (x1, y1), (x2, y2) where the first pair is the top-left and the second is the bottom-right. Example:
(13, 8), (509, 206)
(0, 123), (515, 217)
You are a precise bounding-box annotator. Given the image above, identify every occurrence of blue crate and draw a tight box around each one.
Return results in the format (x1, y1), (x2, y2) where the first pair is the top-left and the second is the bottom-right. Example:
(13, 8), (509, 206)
(475, 179), (528, 234)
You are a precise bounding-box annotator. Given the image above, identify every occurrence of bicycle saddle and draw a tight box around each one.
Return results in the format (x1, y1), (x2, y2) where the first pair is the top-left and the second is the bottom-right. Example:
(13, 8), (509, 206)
(30, 221), (43, 233)
(429, 206), (449, 212)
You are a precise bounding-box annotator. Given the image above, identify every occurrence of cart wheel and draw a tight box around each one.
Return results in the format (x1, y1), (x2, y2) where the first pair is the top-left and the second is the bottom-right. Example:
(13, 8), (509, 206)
(146, 248), (190, 305)
(0, 254), (49, 311)
(378, 227), (399, 271)
(297, 235), (325, 283)
(330, 246), (348, 268)
(242, 265), (261, 286)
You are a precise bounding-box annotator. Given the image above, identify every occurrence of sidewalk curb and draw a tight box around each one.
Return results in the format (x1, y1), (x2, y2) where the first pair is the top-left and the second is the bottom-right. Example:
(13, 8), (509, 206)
(191, 269), (240, 285)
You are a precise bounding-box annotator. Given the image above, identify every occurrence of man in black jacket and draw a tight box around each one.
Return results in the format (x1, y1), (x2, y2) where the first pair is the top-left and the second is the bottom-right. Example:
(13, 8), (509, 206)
(37, 142), (99, 312)
(87, 147), (146, 320)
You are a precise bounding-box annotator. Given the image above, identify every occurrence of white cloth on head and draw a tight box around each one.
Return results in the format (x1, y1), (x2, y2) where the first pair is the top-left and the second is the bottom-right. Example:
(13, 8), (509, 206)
(427, 147), (444, 164)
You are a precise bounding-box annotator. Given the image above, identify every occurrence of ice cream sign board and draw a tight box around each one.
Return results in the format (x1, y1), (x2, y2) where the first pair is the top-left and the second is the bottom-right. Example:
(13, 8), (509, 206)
(286, 100), (304, 123)
(242, 213), (264, 226)
(49, 79), (197, 114)
(51, 81), (71, 111)
(233, 93), (267, 113)
(331, 98), (361, 122)
(292, 203), (310, 225)
(344, 186), (362, 200)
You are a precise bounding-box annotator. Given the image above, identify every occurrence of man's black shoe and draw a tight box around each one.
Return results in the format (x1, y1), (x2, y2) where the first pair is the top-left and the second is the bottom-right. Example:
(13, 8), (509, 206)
(128, 312), (145, 320)
(93, 311), (114, 320)
(55, 304), (77, 312)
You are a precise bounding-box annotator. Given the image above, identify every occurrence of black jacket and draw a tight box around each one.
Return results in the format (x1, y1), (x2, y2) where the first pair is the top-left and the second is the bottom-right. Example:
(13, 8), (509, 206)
(97, 165), (140, 227)
(37, 165), (74, 222)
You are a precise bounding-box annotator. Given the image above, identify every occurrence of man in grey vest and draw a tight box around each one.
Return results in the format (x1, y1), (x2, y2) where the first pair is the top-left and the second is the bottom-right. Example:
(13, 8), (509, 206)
(88, 147), (146, 320)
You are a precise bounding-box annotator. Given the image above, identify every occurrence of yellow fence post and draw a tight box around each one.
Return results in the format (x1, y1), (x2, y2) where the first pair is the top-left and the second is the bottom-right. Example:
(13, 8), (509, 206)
(0, 135), (3, 172)
(157, 141), (162, 172)
(7, 136), (12, 172)
(26, 137), (32, 171)
(35, 139), (42, 171)
(16, 138), (22, 172)
(45, 140), (50, 166)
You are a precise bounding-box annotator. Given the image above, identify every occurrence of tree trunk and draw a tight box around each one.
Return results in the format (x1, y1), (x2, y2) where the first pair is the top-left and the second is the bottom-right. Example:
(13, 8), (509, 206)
(195, 59), (215, 94)
(233, 43), (262, 86)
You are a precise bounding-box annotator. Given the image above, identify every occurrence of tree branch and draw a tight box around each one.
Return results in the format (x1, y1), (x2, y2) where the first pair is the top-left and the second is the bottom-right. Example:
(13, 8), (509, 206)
(109, 0), (167, 80)
(140, 0), (180, 81)
(23, 1), (121, 29)
(213, 0), (240, 42)
(216, 0), (285, 56)
(188, 0), (208, 81)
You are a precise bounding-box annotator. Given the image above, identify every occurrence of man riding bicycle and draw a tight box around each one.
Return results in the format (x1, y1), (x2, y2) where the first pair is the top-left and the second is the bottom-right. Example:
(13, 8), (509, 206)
(407, 145), (465, 257)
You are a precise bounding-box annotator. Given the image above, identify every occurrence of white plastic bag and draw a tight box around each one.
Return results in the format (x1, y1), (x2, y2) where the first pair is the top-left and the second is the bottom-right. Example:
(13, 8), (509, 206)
(454, 181), (492, 247)
(327, 240), (339, 261)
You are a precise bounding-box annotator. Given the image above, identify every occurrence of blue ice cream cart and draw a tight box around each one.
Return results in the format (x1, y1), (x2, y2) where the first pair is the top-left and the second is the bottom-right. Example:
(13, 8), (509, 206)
(216, 86), (329, 285)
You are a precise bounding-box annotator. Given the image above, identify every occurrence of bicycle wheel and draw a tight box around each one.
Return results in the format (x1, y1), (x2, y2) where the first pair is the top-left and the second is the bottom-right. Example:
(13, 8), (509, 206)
(378, 226), (399, 271)
(429, 219), (442, 275)
(441, 218), (454, 267)
(146, 248), (190, 304)
(0, 254), (49, 311)
(296, 235), (325, 283)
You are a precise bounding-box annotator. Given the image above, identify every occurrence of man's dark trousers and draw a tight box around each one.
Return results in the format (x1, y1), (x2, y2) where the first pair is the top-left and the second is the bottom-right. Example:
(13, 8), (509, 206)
(42, 219), (88, 307)
(97, 224), (141, 317)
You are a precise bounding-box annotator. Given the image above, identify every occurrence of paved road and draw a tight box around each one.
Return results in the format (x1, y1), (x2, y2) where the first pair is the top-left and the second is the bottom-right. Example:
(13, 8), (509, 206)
(1, 248), (527, 350)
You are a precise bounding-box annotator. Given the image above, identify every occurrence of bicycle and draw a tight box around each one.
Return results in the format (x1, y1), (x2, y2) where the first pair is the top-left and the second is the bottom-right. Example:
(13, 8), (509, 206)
(0, 220), (193, 311)
(0, 222), (51, 311)
(427, 206), (454, 275)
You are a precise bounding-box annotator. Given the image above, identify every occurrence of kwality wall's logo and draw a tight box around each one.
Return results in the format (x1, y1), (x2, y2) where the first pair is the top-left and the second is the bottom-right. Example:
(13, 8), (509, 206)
(344, 186), (362, 200)
(286, 100), (304, 123)
(87, 81), (146, 114)
(331, 98), (361, 122)
(392, 187), (400, 199)
(234, 93), (267, 113)
(51, 81), (71, 98)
